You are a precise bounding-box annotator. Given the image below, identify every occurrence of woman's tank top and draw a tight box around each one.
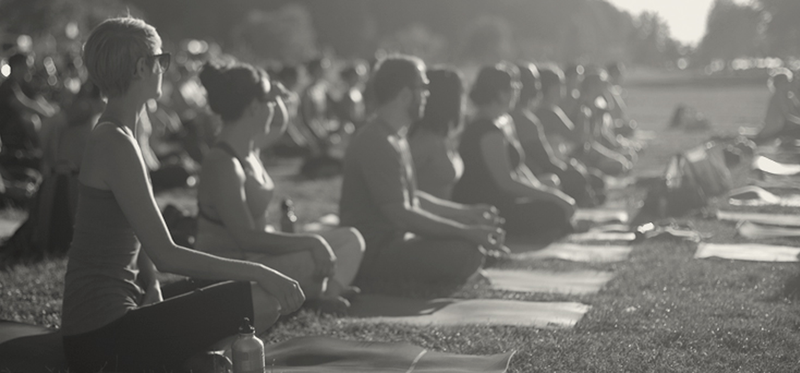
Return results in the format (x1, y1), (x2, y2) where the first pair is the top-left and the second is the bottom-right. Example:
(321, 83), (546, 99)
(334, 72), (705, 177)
(194, 143), (274, 258)
(453, 115), (523, 207)
(61, 183), (143, 336)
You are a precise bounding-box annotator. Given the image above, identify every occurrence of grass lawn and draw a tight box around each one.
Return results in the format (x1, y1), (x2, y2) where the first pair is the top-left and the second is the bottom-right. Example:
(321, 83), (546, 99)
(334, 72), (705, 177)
(3, 72), (800, 372)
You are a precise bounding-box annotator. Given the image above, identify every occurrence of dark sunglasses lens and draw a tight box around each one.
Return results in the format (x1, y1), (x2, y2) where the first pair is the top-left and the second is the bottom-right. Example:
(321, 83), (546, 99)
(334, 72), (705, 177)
(159, 54), (171, 71)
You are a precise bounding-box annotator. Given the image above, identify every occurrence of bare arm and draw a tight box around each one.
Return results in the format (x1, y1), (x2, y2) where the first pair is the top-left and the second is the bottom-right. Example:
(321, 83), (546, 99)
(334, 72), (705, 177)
(379, 199), (504, 251)
(11, 84), (57, 117)
(98, 129), (304, 314)
(479, 132), (575, 214)
(417, 190), (503, 228)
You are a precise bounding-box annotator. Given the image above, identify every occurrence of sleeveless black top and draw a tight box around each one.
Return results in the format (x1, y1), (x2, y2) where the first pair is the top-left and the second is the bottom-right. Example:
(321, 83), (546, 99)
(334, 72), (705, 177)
(453, 115), (523, 207)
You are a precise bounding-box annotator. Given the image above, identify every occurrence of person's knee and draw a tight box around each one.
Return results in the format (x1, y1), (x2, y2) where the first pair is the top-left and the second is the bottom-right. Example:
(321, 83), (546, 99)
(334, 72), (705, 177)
(439, 240), (484, 280)
(251, 289), (281, 333)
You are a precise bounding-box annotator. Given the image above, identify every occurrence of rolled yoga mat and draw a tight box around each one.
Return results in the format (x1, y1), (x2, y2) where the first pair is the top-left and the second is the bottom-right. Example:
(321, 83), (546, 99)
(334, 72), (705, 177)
(509, 242), (632, 263)
(694, 243), (800, 262)
(716, 210), (800, 227)
(263, 336), (515, 373)
(0, 320), (64, 373)
(483, 269), (614, 295)
(727, 185), (800, 207)
(753, 155), (800, 176)
(566, 231), (636, 242)
(737, 221), (800, 239)
(572, 209), (629, 224)
(348, 295), (589, 329)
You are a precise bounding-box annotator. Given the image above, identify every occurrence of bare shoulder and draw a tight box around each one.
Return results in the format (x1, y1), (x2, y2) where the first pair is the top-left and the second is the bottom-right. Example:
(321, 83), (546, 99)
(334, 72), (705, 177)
(201, 148), (246, 181)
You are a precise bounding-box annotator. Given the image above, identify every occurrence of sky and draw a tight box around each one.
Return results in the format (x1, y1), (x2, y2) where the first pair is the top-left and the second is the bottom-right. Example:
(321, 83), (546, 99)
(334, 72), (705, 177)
(605, 0), (748, 46)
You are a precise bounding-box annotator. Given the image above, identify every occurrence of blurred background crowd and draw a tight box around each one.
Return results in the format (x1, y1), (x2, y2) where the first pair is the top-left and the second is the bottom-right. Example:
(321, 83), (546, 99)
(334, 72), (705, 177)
(1, 0), (800, 259)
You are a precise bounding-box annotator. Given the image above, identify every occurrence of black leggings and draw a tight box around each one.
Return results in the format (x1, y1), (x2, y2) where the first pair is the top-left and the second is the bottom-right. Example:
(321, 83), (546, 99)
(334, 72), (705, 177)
(355, 234), (484, 288)
(63, 280), (252, 373)
(499, 199), (573, 241)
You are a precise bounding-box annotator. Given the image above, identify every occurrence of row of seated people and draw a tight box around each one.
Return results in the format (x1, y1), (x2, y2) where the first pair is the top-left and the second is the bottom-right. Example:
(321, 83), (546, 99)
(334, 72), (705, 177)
(36, 17), (641, 372)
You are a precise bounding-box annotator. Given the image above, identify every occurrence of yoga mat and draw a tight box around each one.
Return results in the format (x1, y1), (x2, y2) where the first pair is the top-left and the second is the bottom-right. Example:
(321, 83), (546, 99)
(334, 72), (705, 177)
(0, 320), (64, 373)
(716, 210), (800, 227)
(348, 295), (589, 328)
(483, 269), (614, 295)
(737, 221), (800, 239)
(510, 243), (632, 263)
(727, 185), (800, 207)
(753, 155), (800, 176)
(303, 213), (340, 232)
(573, 209), (629, 224)
(695, 243), (800, 262)
(567, 231), (636, 242)
(604, 176), (636, 190)
(263, 336), (514, 373)
(0, 218), (21, 239)
(0, 321), (514, 373)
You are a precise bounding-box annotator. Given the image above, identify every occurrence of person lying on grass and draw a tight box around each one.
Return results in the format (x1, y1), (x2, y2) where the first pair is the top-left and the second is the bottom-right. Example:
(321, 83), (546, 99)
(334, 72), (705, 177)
(453, 62), (576, 242)
(753, 68), (800, 143)
(61, 17), (305, 373)
(340, 55), (507, 288)
(193, 60), (364, 313)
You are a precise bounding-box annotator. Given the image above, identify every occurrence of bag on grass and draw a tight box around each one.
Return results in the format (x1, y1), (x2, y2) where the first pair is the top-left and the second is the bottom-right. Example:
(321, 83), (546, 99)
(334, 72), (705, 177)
(633, 141), (732, 224)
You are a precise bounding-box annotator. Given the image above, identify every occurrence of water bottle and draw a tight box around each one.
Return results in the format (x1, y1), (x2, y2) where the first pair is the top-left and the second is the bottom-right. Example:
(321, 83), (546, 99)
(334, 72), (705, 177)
(232, 317), (265, 373)
(280, 198), (297, 233)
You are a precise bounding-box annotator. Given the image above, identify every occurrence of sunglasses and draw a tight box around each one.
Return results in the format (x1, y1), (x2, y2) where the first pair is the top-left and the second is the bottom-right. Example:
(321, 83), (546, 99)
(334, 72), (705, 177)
(147, 53), (171, 73)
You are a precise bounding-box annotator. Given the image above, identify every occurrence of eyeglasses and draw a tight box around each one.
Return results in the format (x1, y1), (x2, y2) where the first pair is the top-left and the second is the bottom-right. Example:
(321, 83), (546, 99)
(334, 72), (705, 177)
(147, 53), (171, 73)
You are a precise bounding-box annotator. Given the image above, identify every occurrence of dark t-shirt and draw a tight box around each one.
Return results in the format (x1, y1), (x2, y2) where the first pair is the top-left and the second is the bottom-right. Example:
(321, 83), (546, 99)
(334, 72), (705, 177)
(452, 115), (523, 207)
(339, 119), (416, 254)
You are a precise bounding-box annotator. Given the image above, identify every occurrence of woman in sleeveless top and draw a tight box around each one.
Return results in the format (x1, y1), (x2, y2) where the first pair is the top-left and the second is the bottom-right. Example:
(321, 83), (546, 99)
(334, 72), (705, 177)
(408, 66), (465, 200)
(453, 63), (576, 241)
(193, 61), (364, 310)
(61, 17), (304, 373)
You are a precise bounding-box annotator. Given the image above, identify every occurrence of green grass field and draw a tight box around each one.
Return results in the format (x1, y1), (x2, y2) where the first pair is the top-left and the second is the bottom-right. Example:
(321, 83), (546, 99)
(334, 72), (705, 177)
(3, 72), (800, 372)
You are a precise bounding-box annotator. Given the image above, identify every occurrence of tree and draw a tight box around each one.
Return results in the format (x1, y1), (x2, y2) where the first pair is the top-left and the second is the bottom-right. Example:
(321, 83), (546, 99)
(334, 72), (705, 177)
(230, 4), (318, 65)
(696, 0), (764, 64)
(758, 0), (800, 57)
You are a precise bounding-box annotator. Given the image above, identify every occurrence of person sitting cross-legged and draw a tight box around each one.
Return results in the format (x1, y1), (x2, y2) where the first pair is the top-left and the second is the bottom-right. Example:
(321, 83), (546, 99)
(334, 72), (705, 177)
(340, 55), (507, 289)
(193, 60), (365, 312)
(453, 63), (577, 242)
(61, 17), (304, 373)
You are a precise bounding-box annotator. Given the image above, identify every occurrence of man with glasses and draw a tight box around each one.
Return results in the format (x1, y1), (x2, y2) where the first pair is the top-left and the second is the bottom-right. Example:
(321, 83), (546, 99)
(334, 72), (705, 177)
(340, 54), (506, 289)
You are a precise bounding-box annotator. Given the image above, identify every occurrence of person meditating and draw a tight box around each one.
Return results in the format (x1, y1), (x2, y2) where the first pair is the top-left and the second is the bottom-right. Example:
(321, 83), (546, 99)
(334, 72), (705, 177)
(535, 65), (617, 195)
(340, 55), (506, 288)
(61, 17), (305, 373)
(193, 60), (364, 311)
(510, 63), (601, 207)
(453, 63), (576, 242)
(408, 66), (465, 200)
(754, 68), (800, 143)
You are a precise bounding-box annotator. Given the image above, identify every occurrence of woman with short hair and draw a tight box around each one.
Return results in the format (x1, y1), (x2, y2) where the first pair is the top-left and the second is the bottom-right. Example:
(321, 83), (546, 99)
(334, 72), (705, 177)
(61, 17), (304, 372)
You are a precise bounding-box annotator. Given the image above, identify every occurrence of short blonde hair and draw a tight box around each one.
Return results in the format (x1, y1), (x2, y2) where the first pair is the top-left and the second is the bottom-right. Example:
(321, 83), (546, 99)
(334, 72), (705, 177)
(83, 17), (161, 97)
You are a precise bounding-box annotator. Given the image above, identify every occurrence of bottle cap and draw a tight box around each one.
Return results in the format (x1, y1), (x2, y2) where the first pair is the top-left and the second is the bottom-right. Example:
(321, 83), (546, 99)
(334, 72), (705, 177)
(239, 317), (255, 334)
